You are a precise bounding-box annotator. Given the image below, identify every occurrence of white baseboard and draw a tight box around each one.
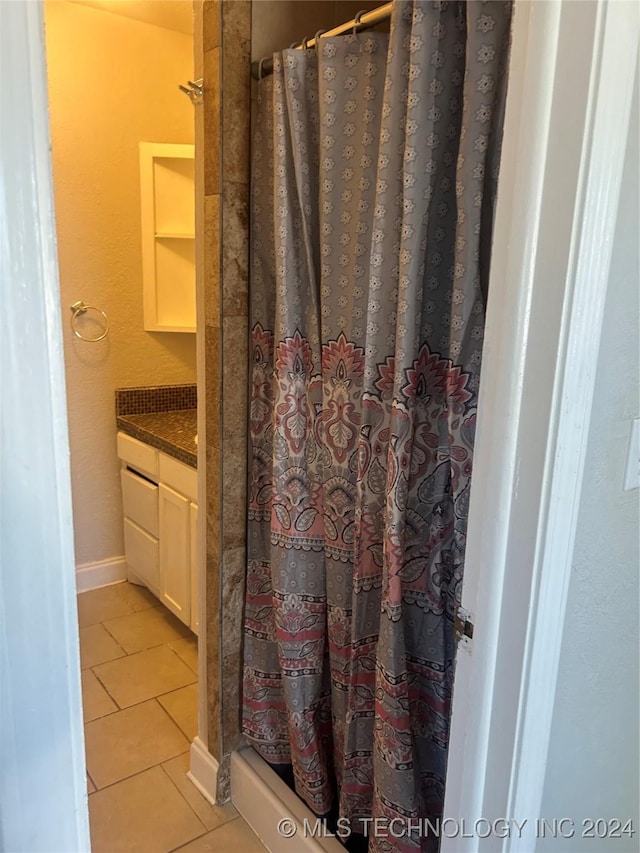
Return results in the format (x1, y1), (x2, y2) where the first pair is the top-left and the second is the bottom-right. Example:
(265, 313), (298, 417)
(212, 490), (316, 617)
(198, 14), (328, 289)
(230, 747), (343, 853)
(75, 556), (127, 593)
(188, 737), (219, 806)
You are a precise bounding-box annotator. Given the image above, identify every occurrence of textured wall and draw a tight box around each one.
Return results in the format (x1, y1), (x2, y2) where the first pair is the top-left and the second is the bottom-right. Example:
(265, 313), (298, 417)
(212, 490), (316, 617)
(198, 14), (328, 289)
(538, 71), (639, 850)
(45, 1), (196, 568)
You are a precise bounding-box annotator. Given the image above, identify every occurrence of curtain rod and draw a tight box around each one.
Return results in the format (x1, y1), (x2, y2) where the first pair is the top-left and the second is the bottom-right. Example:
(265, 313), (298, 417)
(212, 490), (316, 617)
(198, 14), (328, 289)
(251, 2), (393, 80)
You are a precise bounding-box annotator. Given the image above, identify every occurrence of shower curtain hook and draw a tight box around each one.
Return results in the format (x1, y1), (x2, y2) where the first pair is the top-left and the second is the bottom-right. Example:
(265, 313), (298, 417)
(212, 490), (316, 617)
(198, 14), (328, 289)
(313, 30), (327, 51)
(353, 10), (366, 35)
(257, 57), (267, 80)
(301, 35), (310, 50)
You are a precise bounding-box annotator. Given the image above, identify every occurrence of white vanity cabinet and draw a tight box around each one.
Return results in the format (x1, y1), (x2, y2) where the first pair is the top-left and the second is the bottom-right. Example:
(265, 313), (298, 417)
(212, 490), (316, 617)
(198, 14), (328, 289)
(118, 431), (198, 634)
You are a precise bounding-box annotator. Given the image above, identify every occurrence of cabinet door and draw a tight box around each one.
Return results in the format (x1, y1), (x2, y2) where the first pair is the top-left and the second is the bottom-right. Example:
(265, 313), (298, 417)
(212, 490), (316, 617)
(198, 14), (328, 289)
(158, 483), (190, 625)
(190, 503), (198, 635)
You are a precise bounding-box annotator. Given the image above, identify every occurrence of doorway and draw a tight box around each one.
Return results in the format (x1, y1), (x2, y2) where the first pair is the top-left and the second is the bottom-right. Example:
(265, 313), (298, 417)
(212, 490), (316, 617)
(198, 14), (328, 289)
(1, 1), (637, 851)
(43, 1), (220, 848)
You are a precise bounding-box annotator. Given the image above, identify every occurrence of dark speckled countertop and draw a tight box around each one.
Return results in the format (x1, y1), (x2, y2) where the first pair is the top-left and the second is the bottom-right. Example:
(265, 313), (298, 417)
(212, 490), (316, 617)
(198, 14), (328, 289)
(117, 409), (197, 469)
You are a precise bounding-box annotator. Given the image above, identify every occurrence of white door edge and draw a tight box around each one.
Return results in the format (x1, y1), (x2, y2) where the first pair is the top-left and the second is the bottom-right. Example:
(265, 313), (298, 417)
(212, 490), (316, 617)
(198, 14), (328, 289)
(505, 4), (638, 849)
(442, 2), (639, 851)
(0, 1), (90, 849)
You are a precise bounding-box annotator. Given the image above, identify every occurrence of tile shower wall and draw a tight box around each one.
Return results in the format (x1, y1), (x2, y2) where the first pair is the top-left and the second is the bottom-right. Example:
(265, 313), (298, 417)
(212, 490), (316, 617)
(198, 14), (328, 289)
(201, 0), (251, 800)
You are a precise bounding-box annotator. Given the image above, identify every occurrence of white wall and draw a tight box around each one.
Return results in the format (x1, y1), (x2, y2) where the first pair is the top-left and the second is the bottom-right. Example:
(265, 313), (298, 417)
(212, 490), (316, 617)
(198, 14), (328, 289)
(538, 67), (639, 851)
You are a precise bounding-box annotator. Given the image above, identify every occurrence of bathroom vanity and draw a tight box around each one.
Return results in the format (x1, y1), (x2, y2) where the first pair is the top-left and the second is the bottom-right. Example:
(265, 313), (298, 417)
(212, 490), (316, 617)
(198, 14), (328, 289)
(115, 385), (198, 634)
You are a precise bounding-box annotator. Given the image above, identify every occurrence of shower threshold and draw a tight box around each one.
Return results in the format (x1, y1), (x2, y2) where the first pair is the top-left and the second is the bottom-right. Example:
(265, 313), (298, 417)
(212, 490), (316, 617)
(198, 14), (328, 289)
(231, 747), (344, 853)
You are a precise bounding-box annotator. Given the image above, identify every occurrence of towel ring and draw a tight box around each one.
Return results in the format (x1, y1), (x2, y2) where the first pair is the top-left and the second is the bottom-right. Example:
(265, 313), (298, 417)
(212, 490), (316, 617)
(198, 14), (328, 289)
(70, 300), (109, 342)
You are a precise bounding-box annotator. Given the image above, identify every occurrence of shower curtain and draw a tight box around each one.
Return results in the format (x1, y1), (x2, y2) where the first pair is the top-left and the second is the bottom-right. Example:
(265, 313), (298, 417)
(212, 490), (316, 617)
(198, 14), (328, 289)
(243, 2), (512, 849)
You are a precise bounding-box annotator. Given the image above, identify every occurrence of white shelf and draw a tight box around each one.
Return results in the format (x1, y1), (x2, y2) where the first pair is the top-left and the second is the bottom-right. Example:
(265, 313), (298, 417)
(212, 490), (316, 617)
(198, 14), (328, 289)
(139, 142), (195, 333)
(155, 233), (195, 240)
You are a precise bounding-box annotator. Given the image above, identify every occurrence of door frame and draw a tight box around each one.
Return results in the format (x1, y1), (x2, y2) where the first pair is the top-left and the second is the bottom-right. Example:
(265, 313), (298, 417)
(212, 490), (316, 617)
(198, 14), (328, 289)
(0, 2), (90, 850)
(443, 1), (638, 850)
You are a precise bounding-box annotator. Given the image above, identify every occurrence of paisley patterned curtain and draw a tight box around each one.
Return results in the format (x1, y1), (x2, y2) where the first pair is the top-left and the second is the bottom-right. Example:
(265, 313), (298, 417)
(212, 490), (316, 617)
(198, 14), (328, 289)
(243, 2), (512, 849)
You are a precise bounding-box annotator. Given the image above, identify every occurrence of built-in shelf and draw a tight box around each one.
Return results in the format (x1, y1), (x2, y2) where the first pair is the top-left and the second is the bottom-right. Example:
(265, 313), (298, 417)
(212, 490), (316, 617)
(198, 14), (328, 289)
(139, 142), (195, 333)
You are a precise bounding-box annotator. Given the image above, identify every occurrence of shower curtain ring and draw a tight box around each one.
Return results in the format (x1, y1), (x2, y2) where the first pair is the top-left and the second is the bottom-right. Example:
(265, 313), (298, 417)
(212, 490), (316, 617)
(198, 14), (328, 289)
(313, 30), (327, 50)
(258, 57), (267, 80)
(289, 41), (301, 49)
(302, 35), (310, 50)
(353, 10), (366, 34)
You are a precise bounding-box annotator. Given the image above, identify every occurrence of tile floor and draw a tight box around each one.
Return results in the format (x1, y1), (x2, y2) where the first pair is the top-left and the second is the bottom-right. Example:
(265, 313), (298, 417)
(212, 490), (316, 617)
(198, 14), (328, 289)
(79, 581), (266, 853)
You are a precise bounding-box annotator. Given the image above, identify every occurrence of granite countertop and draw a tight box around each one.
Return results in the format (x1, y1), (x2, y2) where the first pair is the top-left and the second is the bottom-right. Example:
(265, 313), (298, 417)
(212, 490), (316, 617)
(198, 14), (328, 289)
(117, 409), (197, 469)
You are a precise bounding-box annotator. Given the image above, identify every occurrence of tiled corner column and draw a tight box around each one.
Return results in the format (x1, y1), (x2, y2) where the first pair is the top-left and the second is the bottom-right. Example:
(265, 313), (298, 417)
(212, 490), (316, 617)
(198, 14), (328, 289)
(200, 0), (251, 801)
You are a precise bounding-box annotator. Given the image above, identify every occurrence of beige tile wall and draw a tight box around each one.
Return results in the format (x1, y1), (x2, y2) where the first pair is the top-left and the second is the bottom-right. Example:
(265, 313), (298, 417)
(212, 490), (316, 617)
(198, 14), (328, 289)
(200, 0), (251, 800)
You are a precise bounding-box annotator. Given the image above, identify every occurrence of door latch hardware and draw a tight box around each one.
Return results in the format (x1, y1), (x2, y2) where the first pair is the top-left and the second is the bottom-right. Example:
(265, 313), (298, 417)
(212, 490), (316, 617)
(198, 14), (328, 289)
(455, 606), (474, 648)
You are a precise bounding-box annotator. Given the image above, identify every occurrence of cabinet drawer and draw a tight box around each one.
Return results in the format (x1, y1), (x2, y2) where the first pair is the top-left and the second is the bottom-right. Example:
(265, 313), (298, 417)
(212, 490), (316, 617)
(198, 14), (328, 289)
(117, 432), (159, 479)
(121, 468), (159, 537)
(159, 452), (197, 503)
(124, 518), (159, 593)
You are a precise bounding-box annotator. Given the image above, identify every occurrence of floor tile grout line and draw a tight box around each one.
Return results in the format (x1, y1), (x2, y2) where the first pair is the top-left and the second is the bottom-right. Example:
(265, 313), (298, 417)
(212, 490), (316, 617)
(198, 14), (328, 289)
(92, 631), (197, 665)
(85, 668), (199, 711)
(159, 760), (213, 834)
(79, 618), (128, 655)
(94, 632), (191, 660)
(98, 616), (137, 654)
(88, 655), (125, 712)
(155, 691), (198, 743)
(83, 677), (198, 725)
(167, 639), (199, 675)
(165, 641), (199, 671)
(165, 812), (244, 853)
(86, 749), (193, 797)
(83, 686), (197, 732)
(77, 598), (138, 629)
(157, 681), (199, 702)
(77, 583), (160, 628)
(88, 641), (196, 699)
(86, 769), (98, 791)
(80, 653), (125, 672)
(169, 657), (199, 677)
(101, 603), (190, 636)
(85, 699), (190, 791)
